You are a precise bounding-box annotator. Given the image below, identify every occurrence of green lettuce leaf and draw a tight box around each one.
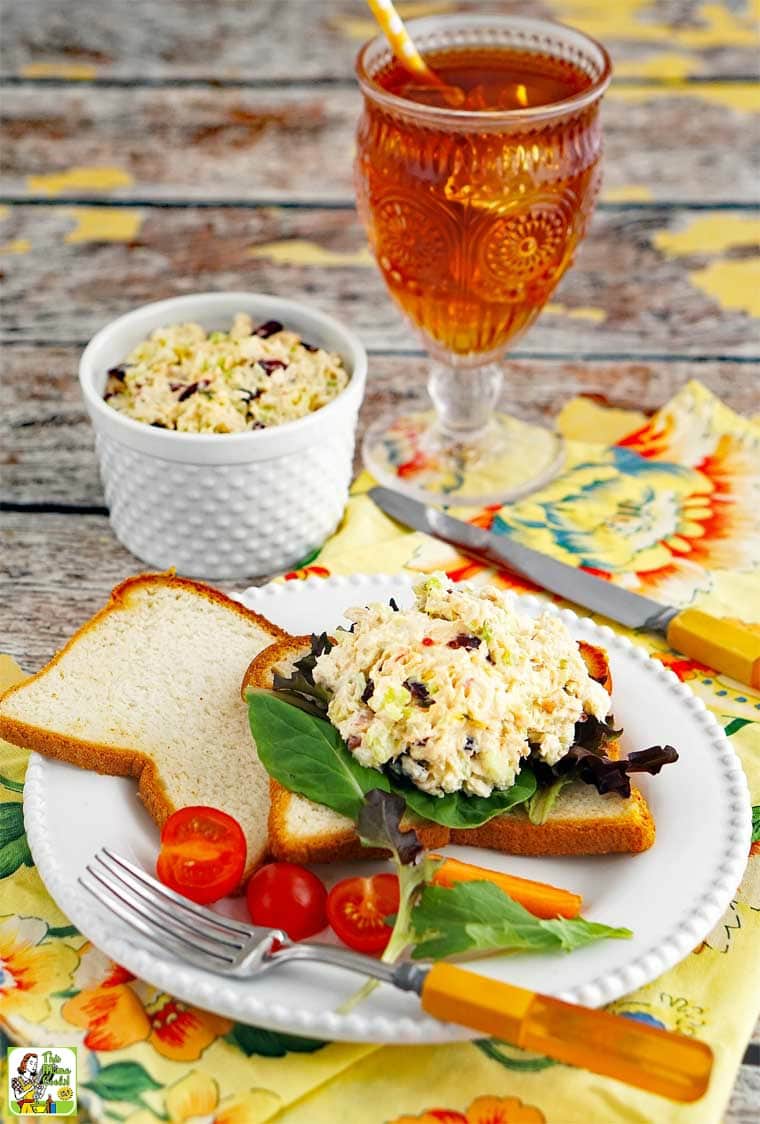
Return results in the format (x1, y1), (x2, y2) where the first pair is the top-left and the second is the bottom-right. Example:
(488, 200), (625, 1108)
(248, 693), (390, 820)
(409, 881), (632, 960)
(526, 777), (571, 825)
(401, 766), (536, 827)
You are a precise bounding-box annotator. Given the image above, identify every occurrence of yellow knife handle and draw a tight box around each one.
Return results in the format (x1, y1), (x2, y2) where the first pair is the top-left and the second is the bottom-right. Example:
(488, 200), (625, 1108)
(666, 609), (760, 689)
(421, 963), (713, 1103)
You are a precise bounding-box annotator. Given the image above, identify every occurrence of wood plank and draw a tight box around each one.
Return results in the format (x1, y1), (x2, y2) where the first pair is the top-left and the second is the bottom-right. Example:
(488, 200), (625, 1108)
(726, 1061), (760, 1124)
(2, 0), (757, 82)
(2, 345), (757, 506)
(1, 204), (757, 354)
(0, 512), (183, 670)
(2, 84), (758, 205)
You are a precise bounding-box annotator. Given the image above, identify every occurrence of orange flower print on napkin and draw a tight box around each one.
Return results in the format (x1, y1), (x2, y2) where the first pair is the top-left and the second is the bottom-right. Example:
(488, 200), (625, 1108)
(0, 916), (77, 1023)
(652, 651), (712, 682)
(617, 382), (760, 597)
(125, 1072), (281, 1124)
(406, 419), (758, 607)
(62, 943), (231, 1059)
(389, 1094), (546, 1124)
(284, 564), (331, 581)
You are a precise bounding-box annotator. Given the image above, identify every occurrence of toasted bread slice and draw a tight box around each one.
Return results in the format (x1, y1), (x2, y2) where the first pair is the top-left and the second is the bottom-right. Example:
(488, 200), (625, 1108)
(448, 787), (654, 854)
(242, 633), (654, 861)
(0, 573), (286, 875)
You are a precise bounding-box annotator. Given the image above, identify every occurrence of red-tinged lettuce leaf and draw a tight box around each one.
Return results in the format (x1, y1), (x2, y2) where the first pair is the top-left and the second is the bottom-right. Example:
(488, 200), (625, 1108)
(573, 714), (622, 752)
(357, 789), (422, 866)
(555, 743), (679, 798)
(271, 632), (333, 716)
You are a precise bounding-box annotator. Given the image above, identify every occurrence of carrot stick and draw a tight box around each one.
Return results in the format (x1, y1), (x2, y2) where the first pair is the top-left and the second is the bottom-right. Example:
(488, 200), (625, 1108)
(430, 855), (582, 919)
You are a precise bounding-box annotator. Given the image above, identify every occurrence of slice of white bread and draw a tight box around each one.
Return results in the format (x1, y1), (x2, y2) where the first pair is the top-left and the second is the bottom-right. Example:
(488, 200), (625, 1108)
(0, 573), (285, 875)
(242, 635), (655, 860)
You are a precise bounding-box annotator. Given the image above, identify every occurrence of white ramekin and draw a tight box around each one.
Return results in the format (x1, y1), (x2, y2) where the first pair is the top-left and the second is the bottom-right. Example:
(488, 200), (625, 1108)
(79, 292), (367, 578)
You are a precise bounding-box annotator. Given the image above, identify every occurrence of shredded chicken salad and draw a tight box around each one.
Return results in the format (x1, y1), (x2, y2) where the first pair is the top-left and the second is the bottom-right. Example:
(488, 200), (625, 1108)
(103, 313), (350, 432)
(312, 574), (612, 798)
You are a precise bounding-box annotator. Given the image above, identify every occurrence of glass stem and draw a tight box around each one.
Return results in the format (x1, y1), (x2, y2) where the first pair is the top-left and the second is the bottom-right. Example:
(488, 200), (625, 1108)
(428, 362), (503, 444)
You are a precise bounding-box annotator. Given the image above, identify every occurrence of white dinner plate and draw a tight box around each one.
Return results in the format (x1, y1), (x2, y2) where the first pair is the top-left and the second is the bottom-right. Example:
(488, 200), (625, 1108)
(24, 574), (751, 1044)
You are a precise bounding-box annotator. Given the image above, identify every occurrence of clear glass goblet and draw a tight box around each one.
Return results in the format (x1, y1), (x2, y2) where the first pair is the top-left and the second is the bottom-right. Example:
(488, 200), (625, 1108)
(355, 14), (612, 504)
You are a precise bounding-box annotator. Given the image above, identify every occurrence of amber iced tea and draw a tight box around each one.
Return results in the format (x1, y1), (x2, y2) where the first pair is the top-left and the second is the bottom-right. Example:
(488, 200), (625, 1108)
(356, 46), (604, 358)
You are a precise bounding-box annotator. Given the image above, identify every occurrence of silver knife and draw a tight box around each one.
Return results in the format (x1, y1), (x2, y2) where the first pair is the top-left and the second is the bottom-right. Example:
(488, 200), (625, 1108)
(369, 485), (760, 689)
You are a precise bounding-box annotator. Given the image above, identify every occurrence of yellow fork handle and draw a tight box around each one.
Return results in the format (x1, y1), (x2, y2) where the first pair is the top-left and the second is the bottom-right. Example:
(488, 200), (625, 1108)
(666, 608), (760, 689)
(421, 963), (713, 1103)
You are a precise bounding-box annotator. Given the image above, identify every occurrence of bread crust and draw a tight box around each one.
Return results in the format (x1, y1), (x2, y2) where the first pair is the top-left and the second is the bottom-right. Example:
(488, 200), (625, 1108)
(242, 633), (315, 700)
(0, 572), (286, 852)
(243, 633), (653, 861)
(267, 780), (449, 863)
(450, 788), (654, 854)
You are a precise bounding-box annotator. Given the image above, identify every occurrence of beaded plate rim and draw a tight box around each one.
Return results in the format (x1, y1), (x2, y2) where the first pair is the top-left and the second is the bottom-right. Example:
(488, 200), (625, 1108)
(25, 574), (751, 1044)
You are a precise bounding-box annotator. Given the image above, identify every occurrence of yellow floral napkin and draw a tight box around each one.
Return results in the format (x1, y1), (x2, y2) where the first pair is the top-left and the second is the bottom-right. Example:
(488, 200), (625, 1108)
(1, 381), (759, 1124)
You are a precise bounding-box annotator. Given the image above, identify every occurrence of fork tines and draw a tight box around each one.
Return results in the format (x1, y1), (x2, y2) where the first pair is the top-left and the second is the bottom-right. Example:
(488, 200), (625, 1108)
(79, 847), (257, 969)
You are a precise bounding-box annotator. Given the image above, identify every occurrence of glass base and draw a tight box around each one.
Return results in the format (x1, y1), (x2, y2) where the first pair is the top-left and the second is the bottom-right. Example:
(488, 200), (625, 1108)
(362, 408), (565, 506)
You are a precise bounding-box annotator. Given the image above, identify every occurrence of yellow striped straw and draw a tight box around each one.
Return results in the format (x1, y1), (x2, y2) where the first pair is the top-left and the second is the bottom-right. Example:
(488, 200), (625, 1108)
(366, 0), (444, 86)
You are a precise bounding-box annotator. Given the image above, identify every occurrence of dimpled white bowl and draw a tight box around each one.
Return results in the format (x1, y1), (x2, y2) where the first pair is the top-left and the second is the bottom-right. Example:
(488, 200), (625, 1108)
(79, 292), (367, 578)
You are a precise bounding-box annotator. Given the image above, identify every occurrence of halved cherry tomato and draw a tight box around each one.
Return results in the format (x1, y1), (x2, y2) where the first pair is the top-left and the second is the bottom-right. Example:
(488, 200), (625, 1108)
(156, 806), (246, 905)
(246, 862), (328, 941)
(327, 873), (400, 955)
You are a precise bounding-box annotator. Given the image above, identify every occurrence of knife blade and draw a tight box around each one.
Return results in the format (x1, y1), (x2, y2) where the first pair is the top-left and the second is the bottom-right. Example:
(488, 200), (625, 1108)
(369, 485), (760, 689)
(370, 485), (675, 631)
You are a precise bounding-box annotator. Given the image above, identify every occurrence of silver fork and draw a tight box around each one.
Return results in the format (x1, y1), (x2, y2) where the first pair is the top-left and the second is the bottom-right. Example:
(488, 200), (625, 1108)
(80, 848), (426, 992)
(78, 847), (714, 1103)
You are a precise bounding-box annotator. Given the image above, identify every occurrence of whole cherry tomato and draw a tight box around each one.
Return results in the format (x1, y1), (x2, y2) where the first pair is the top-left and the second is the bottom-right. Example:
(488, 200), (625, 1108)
(246, 862), (328, 941)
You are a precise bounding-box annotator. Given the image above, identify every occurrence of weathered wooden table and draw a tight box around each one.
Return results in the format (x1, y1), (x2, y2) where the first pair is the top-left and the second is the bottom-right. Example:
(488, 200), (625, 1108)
(1, 1), (758, 1116)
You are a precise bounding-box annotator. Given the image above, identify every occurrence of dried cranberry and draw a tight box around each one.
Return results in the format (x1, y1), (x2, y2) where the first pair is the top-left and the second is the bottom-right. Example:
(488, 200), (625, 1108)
(254, 320), (283, 338)
(347, 735), (361, 750)
(105, 368), (128, 398)
(258, 359), (286, 375)
(177, 379), (211, 402)
(404, 679), (434, 708)
(447, 634), (481, 650)
(421, 637), (435, 647)
(361, 678), (374, 703)
(238, 387), (264, 403)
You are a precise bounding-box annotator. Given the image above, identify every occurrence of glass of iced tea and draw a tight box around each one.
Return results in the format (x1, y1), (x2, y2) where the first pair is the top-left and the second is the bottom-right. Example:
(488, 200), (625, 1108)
(355, 15), (612, 504)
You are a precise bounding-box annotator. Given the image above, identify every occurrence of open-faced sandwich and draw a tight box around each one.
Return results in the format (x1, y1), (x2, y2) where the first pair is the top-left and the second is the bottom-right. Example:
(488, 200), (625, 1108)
(243, 573), (678, 863)
(0, 571), (680, 973)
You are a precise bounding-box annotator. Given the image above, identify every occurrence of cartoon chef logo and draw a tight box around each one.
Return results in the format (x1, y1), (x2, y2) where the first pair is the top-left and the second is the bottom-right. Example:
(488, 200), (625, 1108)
(11, 1054), (47, 1114)
(7, 1047), (77, 1115)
